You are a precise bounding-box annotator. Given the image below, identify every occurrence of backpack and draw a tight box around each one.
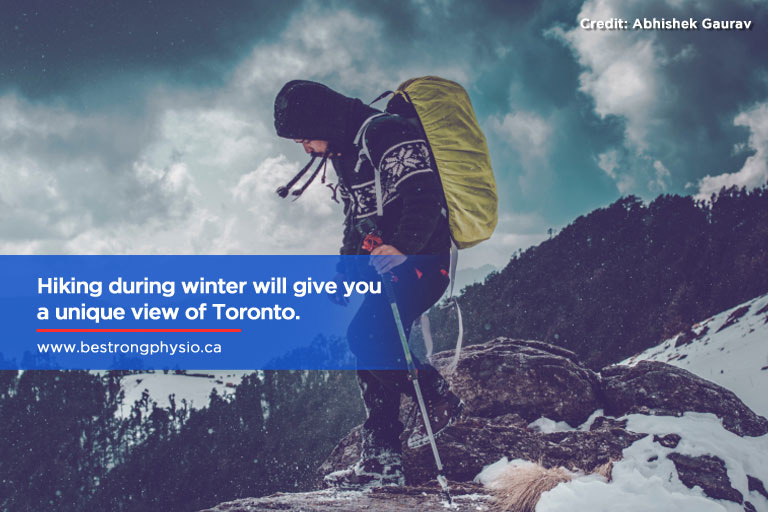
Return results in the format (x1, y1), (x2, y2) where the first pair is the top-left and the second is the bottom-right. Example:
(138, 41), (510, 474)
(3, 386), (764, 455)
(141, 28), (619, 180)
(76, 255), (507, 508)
(355, 76), (498, 372)
(356, 76), (498, 249)
(385, 76), (498, 249)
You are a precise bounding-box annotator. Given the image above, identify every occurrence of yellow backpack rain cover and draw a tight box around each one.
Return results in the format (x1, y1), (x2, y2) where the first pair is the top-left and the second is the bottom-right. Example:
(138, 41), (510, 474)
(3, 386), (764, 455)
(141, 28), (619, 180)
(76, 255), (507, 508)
(389, 76), (498, 249)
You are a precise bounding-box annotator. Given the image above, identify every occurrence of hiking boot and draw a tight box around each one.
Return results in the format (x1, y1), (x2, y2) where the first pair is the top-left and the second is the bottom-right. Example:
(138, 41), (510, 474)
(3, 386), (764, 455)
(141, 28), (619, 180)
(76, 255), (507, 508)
(323, 447), (405, 490)
(406, 392), (464, 450)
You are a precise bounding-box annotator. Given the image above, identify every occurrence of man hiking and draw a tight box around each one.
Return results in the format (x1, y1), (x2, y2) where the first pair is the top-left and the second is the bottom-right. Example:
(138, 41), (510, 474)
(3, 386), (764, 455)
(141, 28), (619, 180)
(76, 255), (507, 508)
(273, 80), (464, 489)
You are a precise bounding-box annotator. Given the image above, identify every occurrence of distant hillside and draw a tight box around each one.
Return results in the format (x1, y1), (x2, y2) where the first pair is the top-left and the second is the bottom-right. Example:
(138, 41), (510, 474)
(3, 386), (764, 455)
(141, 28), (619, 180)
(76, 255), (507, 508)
(426, 185), (768, 369)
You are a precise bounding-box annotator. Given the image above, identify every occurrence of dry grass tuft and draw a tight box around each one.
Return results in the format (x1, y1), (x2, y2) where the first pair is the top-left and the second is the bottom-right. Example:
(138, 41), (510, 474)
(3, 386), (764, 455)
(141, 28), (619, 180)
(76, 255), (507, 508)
(592, 460), (614, 482)
(488, 463), (572, 512)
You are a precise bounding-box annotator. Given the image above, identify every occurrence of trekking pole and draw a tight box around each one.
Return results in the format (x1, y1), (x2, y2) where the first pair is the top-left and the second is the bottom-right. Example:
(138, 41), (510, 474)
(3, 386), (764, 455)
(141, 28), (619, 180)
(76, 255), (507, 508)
(358, 220), (453, 504)
(380, 276), (453, 503)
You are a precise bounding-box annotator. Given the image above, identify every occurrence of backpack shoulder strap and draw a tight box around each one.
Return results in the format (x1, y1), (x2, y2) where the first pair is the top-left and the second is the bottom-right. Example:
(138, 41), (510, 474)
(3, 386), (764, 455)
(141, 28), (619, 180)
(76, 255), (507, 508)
(353, 113), (387, 216)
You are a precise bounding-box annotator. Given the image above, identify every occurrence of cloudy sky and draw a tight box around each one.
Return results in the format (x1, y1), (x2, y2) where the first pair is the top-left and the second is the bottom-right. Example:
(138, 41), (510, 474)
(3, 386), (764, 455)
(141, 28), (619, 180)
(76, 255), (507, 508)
(1, 0), (766, 269)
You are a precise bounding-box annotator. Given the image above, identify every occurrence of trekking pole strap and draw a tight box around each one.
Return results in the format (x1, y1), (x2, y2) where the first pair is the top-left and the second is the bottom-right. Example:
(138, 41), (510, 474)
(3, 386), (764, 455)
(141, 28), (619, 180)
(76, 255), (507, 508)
(353, 113), (387, 216)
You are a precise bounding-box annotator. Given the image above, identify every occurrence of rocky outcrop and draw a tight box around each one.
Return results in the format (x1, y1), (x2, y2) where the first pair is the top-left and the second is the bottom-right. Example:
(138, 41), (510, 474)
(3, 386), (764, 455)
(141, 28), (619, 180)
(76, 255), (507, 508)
(601, 361), (768, 437)
(427, 339), (602, 426)
(202, 338), (768, 511)
(320, 339), (768, 495)
(401, 415), (646, 485)
(314, 411), (645, 488)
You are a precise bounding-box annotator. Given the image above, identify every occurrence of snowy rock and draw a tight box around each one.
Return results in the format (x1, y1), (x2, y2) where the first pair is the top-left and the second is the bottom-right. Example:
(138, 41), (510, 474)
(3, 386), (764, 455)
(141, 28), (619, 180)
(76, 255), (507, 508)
(601, 361), (768, 437)
(320, 339), (645, 485)
(621, 293), (768, 419)
(653, 433), (681, 448)
(589, 416), (628, 431)
(319, 413), (643, 486)
(748, 475), (768, 500)
(319, 338), (767, 502)
(666, 453), (743, 503)
(400, 417), (645, 485)
(313, 425), (363, 488)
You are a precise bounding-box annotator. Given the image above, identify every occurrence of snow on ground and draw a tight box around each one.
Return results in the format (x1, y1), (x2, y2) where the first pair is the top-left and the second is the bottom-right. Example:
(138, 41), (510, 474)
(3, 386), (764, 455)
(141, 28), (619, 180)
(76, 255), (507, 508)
(527, 416), (578, 433)
(622, 292), (768, 418)
(526, 410), (607, 434)
(538, 413), (768, 511)
(115, 370), (253, 419)
(478, 413), (768, 512)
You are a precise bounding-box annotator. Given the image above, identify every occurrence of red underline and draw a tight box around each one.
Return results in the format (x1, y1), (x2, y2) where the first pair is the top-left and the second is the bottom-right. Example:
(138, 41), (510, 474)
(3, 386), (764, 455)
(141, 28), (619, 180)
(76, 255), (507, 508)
(36, 329), (241, 333)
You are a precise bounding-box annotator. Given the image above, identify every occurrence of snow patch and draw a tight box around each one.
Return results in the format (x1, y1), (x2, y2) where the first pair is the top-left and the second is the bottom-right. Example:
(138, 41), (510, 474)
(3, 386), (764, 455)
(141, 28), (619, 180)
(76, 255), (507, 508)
(474, 457), (538, 486)
(115, 370), (250, 419)
(527, 416), (577, 433)
(477, 413), (768, 511)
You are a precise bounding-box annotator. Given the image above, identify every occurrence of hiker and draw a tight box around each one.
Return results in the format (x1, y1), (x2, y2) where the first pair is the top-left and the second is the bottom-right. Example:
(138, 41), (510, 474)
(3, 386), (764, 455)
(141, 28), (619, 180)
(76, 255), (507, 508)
(273, 80), (464, 489)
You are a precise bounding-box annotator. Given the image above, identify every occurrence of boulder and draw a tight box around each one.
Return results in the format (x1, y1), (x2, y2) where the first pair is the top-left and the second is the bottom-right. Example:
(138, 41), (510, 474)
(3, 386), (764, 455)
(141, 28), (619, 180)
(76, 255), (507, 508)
(427, 338), (602, 426)
(667, 453), (743, 504)
(601, 361), (768, 437)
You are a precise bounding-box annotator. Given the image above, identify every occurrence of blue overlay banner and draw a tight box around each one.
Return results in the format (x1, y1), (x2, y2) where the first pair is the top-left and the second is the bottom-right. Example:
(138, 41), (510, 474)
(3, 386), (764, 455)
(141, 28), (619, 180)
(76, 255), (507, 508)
(0, 255), (429, 370)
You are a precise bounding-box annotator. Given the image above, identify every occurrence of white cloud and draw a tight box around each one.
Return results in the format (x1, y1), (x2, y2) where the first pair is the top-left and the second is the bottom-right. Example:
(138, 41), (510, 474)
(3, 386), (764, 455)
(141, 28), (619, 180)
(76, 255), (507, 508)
(0, 3), (480, 256)
(0, 95), (78, 139)
(597, 149), (635, 194)
(550, 0), (722, 199)
(554, 0), (663, 153)
(232, 7), (390, 102)
(555, 0), (766, 201)
(0, 94), (194, 247)
(489, 110), (553, 194)
(597, 150), (619, 180)
(232, 5), (470, 104)
(227, 155), (343, 252)
(694, 102), (768, 200)
(491, 111), (552, 158)
(0, 7), (398, 255)
(650, 159), (671, 193)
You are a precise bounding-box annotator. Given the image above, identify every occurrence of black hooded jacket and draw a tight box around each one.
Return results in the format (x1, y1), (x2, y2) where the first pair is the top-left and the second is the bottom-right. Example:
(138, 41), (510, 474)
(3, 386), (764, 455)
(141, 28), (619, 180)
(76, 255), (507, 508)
(274, 80), (450, 270)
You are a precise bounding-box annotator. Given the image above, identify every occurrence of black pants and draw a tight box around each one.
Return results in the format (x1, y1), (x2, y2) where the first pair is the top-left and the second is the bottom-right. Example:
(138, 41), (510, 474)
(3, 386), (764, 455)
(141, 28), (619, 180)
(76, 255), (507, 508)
(346, 254), (450, 451)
